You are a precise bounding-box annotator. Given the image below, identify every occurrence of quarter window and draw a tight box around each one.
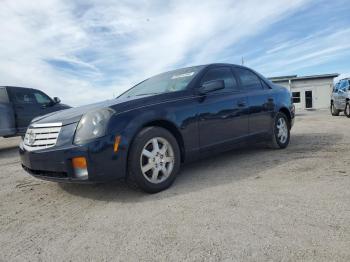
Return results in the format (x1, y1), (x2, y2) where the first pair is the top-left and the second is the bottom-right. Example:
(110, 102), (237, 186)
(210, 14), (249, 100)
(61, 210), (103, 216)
(201, 67), (238, 91)
(235, 68), (263, 90)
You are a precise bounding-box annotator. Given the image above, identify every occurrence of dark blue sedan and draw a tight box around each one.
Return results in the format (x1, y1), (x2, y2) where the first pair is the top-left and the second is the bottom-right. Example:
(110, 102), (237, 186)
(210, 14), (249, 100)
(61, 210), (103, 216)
(20, 63), (294, 193)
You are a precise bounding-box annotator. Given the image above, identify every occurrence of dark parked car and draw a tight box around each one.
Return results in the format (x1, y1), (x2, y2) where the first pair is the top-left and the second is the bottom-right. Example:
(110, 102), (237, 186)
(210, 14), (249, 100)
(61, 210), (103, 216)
(20, 64), (294, 193)
(0, 86), (70, 137)
(330, 78), (350, 117)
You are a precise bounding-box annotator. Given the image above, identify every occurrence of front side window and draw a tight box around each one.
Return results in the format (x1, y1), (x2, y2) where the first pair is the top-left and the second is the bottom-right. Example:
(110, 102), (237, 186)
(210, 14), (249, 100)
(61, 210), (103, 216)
(119, 66), (204, 98)
(235, 68), (263, 90)
(200, 67), (238, 91)
(34, 91), (52, 105)
(333, 82), (340, 92)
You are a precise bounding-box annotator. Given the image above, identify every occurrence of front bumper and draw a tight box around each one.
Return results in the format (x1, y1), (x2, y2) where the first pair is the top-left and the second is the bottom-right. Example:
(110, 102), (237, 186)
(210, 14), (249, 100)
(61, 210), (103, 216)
(20, 134), (127, 183)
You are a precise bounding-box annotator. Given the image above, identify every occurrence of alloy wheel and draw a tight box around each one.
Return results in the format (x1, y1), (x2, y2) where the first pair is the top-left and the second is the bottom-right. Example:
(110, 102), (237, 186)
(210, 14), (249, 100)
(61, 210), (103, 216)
(140, 137), (175, 184)
(276, 117), (288, 144)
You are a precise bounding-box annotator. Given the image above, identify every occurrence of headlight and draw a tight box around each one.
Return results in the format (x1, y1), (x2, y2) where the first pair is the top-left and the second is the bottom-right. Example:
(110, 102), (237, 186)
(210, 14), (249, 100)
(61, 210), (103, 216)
(74, 108), (115, 144)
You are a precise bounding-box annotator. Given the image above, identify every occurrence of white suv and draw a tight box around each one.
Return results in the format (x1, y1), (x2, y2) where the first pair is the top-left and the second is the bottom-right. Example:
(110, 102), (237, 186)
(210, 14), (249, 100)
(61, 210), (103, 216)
(331, 79), (350, 117)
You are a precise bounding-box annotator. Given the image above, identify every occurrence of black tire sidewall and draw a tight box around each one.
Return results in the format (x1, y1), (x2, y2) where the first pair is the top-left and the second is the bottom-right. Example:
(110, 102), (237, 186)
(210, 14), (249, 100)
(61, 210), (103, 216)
(331, 103), (339, 116)
(127, 127), (181, 193)
(345, 103), (350, 118)
(273, 112), (290, 149)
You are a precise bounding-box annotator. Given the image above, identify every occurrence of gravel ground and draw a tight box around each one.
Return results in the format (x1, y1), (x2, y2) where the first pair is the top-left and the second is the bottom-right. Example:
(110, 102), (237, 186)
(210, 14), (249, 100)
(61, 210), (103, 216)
(0, 109), (349, 262)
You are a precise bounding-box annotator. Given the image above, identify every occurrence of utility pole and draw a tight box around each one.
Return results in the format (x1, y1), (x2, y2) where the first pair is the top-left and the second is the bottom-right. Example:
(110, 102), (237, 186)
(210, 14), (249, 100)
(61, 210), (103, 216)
(241, 56), (244, 66)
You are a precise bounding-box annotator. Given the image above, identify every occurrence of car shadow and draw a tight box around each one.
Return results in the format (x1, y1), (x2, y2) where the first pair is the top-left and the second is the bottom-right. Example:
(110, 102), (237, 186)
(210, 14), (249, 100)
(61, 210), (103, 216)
(59, 132), (343, 202)
(0, 145), (19, 159)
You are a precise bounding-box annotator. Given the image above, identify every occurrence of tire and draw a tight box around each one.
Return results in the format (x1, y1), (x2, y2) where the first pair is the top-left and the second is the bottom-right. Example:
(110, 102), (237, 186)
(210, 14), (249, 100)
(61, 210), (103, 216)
(269, 112), (290, 149)
(331, 102), (340, 116)
(345, 103), (350, 118)
(126, 127), (181, 193)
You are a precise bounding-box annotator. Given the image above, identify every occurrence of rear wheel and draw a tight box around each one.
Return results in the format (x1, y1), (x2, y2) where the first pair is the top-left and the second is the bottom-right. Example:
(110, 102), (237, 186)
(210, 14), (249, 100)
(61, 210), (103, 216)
(127, 127), (181, 193)
(269, 112), (290, 149)
(331, 102), (340, 116)
(345, 102), (350, 118)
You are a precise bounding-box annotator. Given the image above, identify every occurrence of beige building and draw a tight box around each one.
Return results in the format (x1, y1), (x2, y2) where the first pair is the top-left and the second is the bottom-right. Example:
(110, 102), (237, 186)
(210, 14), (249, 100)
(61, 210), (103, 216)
(269, 74), (339, 110)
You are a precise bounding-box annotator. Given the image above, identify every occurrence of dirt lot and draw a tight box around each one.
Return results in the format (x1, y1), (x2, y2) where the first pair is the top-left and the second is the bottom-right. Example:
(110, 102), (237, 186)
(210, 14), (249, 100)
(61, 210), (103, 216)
(0, 110), (349, 261)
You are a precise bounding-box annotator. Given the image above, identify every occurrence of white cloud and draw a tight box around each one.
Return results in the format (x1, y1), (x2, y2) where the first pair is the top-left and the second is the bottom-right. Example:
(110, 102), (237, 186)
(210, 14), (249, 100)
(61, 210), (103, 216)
(0, 0), (311, 106)
(249, 28), (350, 77)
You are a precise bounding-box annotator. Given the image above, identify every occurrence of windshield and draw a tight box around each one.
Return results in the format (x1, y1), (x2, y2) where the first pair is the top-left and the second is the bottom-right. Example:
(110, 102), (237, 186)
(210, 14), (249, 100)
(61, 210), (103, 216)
(119, 66), (204, 98)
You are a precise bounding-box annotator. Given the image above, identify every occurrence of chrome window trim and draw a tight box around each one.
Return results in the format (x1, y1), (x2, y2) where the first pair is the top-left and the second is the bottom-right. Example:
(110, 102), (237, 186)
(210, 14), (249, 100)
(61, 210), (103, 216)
(31, 122), (62, 128)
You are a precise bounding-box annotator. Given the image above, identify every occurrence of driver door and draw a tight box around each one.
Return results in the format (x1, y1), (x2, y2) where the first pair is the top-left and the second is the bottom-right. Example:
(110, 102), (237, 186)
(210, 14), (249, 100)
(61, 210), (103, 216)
(197, 66), (249, 152)
(31, 89), (56, 115)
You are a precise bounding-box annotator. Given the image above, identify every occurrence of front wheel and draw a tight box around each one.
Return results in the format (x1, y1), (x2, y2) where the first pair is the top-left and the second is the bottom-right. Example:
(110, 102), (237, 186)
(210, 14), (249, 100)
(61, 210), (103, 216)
(269, 112), (290, 149)
(127, 127), (181, 193)
(331, 102), (340, 116)
(345, 103), (350, 118)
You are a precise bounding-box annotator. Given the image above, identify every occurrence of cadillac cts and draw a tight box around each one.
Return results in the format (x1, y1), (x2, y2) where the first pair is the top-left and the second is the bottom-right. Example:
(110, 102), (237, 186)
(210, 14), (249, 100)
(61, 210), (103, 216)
(20, 64), (295, 193)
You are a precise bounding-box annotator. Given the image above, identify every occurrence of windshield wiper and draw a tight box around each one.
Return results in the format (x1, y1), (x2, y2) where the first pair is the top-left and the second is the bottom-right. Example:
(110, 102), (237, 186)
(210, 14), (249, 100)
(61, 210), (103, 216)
(134, 92), (161, 96)
(125, 92), (163, 98)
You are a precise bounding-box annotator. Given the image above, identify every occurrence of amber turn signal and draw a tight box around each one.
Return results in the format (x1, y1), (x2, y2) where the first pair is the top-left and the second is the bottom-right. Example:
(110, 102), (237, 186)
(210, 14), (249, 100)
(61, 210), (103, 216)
(114, 135), (121, 152)
(72, 157), (87, 169)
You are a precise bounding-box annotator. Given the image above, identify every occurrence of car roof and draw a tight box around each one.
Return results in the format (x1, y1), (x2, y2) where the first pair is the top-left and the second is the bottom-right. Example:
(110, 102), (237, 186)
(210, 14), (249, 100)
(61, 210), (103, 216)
(204, 63), (249, 69)
(0, 86), (36, 92)
(0, 86), (30, 89)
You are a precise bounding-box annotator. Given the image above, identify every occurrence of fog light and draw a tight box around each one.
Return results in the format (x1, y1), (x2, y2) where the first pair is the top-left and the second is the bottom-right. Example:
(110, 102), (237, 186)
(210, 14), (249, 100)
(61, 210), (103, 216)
(72, 157), (88, 179)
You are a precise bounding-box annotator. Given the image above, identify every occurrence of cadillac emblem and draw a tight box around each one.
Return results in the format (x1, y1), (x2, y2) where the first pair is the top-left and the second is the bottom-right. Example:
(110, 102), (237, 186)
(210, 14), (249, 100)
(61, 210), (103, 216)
(27, 130), (36, 146)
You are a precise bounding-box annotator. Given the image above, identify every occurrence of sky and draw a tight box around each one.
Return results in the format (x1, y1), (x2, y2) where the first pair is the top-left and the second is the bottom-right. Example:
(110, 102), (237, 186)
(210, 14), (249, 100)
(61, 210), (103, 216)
(0, 0), (349, 106)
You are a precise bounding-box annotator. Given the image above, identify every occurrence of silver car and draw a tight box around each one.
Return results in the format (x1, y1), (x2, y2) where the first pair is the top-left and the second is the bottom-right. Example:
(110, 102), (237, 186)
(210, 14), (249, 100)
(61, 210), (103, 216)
(331, 79), (350, 117)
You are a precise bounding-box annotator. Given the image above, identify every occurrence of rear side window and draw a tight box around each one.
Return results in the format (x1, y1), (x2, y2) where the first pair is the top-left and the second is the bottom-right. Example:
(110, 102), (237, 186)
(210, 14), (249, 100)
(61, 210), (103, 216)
(235, 68), (263, 90)
(8, 88), (37, 104)
(201, 67), (238, 91)
(0, 88), (9, 103)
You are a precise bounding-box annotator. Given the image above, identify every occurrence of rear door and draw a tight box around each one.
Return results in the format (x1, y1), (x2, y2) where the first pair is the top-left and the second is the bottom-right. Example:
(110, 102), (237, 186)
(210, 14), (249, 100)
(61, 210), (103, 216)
(197, 66), (249, 151)
(7, 87), (42, 133)
(233, 67), (274, 135)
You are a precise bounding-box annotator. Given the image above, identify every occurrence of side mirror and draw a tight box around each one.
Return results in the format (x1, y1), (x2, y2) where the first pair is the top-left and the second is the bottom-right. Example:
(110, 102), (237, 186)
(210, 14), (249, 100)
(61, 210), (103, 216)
(53, 97), (61, 104)
(199, 80), (225, 94)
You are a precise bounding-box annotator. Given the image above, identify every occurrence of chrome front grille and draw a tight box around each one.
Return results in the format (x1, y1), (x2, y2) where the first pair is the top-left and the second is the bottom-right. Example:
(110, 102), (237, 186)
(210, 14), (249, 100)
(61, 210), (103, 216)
(24, 123), (62, 151)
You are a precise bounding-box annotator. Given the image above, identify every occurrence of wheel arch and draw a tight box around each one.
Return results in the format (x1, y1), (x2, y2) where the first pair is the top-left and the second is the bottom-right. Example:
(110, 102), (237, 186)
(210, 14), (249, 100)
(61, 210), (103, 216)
(142, 120), (185, 163)
(127, 119), (186, 164)
(278, 107), (292, 126)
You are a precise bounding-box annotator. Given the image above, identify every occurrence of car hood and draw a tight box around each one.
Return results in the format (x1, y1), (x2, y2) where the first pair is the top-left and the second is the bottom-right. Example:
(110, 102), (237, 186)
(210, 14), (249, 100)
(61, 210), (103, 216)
(31, 99), (122, 125)
(31, 92), (186, 126)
